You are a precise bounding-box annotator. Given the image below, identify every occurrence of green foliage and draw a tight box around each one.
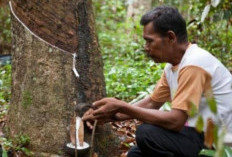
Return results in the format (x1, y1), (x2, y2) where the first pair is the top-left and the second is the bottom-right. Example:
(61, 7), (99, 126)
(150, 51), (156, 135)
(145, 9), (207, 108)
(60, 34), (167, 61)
(13, 134), (30, 148)
(213, 125), (219, 147)
(186, 0), (232, 68)
(0, 0), (231, 102)
(0, 134), (33, 157)
(214, 128), (226, 157)
(93, 0), (232, 101)
(0, 136), (13, 151)
(199, 131), (232, 157)
(0, 6), (11, 46)
(207, 97), (217, 114)
(0, 64), (12, 156)
(224, 146), (232, 157)
(195, 115), (204, 132)
(200, 149), (216, 156)
(0, 64), (11, 103)
(2, 149), (8, 157)
(153, 0), (232, 68)
(94, 0), (164, 101)
(188, 102), (198, 117)
(0, 64), (11, 120)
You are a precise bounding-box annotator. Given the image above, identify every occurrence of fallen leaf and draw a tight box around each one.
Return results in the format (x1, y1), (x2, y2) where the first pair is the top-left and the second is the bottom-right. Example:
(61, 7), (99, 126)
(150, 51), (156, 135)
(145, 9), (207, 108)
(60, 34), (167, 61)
(204, 118), (214, 148)
(92, 152), (98, 157)
(78, 118), (84, 147)
(124, 138), (135, 143)
(70, 116), (76, 145)
(111, 120), (142, 154)
(120, 152), (127, 157)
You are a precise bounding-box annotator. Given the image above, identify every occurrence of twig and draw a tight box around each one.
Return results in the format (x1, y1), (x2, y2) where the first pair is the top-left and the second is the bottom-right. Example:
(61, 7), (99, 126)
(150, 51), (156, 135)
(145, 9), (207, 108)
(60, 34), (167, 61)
(89, 120), (97, 157)
(74, 113), (78, 157)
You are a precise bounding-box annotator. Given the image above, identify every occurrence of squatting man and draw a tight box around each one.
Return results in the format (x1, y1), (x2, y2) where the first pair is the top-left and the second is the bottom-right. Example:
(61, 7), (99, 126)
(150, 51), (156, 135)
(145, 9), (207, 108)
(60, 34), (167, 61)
(82, 6), (232, 157)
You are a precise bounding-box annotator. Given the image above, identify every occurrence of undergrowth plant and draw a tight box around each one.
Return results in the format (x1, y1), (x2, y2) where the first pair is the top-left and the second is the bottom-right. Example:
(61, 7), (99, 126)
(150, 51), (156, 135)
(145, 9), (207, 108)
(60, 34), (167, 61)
(0, 134), (33, 157)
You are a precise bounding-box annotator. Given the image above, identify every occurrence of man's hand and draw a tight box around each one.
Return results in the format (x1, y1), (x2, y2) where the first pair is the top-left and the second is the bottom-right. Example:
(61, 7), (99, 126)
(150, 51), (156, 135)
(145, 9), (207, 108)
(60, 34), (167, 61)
(82, 98), (128, 122)
(82, 108), (95, 129)
(82, 107), (115, 130)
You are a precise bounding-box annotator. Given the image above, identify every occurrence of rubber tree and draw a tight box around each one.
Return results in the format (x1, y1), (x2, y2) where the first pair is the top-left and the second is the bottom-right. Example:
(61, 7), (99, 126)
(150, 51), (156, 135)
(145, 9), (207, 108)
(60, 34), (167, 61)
(7, 0), (119, 156)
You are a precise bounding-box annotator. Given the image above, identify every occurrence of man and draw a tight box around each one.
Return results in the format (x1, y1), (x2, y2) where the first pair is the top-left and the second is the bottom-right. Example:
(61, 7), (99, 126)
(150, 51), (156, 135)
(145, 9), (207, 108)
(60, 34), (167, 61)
(82, 6), (232, 157)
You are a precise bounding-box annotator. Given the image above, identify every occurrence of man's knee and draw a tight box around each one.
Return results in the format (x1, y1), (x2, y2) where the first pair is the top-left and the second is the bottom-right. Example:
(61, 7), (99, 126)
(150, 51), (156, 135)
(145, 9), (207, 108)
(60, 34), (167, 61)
(135, 124), (176, 157)
(136, 124), (163, 146)
(127, 151), (133, 157)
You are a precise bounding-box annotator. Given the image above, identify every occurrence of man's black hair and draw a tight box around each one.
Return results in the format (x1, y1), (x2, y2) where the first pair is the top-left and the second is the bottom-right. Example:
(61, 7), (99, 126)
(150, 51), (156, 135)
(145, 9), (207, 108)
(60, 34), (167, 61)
(140, 6), (188, 43)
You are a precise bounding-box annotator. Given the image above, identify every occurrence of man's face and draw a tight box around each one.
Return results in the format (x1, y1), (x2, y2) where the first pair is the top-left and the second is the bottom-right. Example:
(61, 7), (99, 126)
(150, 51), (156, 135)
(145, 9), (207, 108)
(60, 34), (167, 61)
(142, 22), (171, 63)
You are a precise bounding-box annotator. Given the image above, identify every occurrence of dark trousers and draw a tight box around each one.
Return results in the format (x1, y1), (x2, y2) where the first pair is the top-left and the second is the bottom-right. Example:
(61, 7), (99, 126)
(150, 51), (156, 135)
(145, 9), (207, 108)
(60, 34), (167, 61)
(127, 124), (204, 157)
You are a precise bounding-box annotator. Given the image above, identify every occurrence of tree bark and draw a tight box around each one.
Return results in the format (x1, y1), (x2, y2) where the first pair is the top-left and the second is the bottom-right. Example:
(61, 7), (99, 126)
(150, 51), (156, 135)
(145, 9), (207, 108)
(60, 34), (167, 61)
(7, 0), (120, 156)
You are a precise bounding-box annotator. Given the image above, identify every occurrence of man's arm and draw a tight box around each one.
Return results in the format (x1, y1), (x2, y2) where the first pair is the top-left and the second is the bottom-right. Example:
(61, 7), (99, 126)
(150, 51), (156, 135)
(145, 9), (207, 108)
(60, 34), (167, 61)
(134, 96), (164, 109)
(89, 98), (187, 132)
(115, 96), (164, 121)
(119, 103), (187, 131)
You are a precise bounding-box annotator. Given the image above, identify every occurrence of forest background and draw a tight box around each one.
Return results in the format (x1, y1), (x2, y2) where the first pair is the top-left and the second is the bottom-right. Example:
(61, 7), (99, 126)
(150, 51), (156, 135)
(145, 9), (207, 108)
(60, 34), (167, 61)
(1, 0), (232, 103)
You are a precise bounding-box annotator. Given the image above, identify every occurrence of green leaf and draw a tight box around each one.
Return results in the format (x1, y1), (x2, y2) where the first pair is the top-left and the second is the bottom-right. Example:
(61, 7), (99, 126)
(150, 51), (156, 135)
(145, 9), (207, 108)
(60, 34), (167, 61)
(20, 147), (33, 156)
(211, 0), (221, 7)
(196, 116), (204, 132)
(2, 149), (8, 157)
(214, 128), (226, 157)
(213, 125), (218, 146)
(123, 143), (130, 148)
(224, 146), (232, 157)
(199, 149), (215, 156)
(201, 4), (211, 22)
(207, 97), (217, 114)
(188, 102), (198, 117)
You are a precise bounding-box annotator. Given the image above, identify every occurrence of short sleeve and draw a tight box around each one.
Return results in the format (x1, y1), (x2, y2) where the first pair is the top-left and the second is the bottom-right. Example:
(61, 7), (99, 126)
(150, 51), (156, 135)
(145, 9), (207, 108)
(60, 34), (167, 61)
(172, 66), (212, 112)
(150, 72), (171, 102)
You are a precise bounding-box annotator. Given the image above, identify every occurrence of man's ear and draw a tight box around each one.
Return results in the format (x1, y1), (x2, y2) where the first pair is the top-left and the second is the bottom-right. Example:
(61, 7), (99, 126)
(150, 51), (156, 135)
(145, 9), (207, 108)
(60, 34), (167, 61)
(167, 31), (177, 43)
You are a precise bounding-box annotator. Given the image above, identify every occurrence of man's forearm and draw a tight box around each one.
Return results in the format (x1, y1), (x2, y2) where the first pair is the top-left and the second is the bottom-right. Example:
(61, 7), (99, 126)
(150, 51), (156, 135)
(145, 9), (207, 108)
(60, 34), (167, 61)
(115, 96), (164, 121)
(132, 96), (164, 109)
(115, 112), (131, 121)
(119, 104), (187, 131)
(116, 96), (164, 121)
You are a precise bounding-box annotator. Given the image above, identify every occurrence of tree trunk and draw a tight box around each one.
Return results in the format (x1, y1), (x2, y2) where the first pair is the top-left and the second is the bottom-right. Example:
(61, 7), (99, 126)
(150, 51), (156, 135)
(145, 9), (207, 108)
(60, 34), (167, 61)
(7, 0), (120, 156)
(127, 0), (152, 20)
